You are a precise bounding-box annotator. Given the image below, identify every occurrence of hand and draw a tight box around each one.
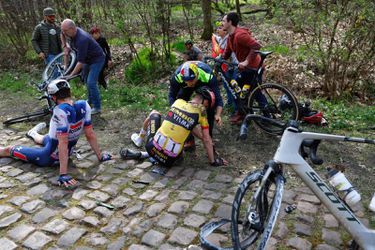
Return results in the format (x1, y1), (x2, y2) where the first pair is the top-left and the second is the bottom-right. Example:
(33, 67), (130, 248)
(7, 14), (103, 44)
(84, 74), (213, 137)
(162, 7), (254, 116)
(57, 174), (78, 188)
(210, 157), (228, 167)
(38, 52), (45, 60)
(238, 60), (248, 70)
(100, 152), (112, 162)
(215, 114), (222, 126)
(108, 60), (113, 68)
(63, 46), (70, 55)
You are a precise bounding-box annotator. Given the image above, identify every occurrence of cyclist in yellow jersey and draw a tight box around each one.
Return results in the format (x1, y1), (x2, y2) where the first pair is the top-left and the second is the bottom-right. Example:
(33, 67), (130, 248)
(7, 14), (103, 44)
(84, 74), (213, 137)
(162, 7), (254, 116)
(121, 87), (227, 167)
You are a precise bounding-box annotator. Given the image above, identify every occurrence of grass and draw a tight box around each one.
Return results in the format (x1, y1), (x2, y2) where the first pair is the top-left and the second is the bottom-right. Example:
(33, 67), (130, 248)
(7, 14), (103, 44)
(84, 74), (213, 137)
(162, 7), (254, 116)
(263, 44), (290, 55)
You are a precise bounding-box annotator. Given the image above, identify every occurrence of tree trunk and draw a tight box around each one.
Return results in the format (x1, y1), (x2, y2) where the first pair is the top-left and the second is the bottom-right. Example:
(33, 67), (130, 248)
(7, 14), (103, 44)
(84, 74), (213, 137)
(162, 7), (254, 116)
(235, 0), (242, 21)
(200, 0), (212, 40)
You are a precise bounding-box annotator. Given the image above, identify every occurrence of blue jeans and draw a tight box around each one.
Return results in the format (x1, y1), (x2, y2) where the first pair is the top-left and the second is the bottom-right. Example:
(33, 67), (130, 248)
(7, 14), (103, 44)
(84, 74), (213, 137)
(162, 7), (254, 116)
(84, 60), (105, 110)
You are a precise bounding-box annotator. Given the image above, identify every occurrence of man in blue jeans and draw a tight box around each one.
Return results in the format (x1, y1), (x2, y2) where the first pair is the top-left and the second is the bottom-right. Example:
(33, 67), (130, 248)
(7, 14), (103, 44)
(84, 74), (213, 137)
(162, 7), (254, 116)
(61, 19), (105, 114)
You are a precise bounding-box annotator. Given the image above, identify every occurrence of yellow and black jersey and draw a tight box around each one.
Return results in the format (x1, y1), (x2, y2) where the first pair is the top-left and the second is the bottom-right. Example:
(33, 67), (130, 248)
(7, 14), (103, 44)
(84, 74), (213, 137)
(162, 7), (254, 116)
(154, 99), (208, 156)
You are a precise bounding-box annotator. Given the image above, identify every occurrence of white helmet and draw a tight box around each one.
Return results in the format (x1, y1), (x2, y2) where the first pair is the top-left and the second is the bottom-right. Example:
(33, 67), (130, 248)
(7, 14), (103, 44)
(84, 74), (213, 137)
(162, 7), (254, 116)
(47, 79), (70, 95)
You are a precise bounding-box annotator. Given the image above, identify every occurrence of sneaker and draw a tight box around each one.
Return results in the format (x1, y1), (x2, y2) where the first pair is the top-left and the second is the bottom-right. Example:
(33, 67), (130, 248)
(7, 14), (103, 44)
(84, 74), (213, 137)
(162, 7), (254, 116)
(26, 122), (47, 139)
(91, 108), (101, 115)
(131, 133), (143, 148)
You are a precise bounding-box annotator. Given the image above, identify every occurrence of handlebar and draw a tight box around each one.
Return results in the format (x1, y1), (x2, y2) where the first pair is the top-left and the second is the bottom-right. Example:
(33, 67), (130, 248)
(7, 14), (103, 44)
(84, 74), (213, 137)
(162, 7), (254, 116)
(204, 56), (238, 68)
(301, 140), (324, 165)
(239, 114), (291, 140)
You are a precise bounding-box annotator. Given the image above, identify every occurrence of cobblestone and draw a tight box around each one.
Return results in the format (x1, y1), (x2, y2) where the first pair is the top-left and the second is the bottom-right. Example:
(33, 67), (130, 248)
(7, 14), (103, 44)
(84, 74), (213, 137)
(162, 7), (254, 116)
(0, 127), (371, 249)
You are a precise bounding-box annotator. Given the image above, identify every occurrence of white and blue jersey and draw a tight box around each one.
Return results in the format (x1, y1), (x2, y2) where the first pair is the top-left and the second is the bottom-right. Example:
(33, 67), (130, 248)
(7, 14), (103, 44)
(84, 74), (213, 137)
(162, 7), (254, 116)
(10, 100), (92, 167)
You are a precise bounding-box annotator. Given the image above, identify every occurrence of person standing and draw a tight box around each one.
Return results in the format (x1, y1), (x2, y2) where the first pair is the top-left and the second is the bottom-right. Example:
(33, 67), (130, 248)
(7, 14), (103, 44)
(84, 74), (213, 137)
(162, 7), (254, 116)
(31, 7), (62, 64)
(61, 19), (105, 114)
(221, 12), (267, 123)
(89, 26), (113, 89)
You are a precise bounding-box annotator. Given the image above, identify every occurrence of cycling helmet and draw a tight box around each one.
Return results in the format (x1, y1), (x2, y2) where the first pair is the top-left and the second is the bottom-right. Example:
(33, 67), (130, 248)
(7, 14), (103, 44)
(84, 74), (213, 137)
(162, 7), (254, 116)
(196, 86), (216, 108)
(185, 40), (193, 45)
(180, 62), (198, 81)
(303, 111), (323, 125)
(47, 79), (71, 95)
(279, 94), (292, 110)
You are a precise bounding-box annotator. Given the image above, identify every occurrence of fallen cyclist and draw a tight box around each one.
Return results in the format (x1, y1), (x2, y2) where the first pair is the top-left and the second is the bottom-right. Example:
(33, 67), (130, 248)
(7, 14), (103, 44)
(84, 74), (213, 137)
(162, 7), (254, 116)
(0, 79), (112, 188)
(120, 87), (227, 168)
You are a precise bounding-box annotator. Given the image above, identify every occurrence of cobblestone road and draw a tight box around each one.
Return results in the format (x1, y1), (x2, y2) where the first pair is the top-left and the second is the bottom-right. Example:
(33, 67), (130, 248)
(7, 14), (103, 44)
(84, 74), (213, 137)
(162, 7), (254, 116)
(0, 127), (370, 250)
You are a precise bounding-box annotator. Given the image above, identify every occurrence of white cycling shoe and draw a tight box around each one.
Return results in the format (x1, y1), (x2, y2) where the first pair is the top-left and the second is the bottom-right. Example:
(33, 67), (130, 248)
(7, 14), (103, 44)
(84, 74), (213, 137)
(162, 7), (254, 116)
(26, 122), (47, 139)
(131, 133), (143, 148)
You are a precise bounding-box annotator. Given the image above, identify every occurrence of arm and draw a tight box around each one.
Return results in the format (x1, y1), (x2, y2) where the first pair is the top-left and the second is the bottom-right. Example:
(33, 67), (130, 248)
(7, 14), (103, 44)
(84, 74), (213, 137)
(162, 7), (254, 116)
(69, 61), (83, 76)
(208, 77), (224, 125)
(238, 32), (261, 69)
(31, 26), (44, 59)
(168, 76), (180, 106)
(199, 126), (215, 163)
(84, 125), (101, 161)
(57, 133), (69, 175)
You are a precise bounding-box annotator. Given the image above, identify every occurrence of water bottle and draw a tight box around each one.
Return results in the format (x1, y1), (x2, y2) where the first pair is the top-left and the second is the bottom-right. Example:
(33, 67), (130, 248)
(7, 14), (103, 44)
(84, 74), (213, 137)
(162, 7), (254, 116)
(328, 168), (361, 207)
(369, 193), (375, 212)
(230, 79), (241, 94)
(240, 84), (250, 99)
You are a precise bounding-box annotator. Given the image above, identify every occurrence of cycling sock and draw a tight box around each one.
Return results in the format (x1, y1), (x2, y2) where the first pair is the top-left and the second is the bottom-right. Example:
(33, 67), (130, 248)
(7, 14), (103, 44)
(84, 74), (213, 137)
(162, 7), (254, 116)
(139, 128), (146, 138)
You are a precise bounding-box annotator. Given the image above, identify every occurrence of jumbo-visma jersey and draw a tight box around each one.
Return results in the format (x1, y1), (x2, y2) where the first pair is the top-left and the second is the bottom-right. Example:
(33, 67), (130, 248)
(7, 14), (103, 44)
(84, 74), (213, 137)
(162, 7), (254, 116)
(48, 100), (92, 160)
(155, 99), (209, 156)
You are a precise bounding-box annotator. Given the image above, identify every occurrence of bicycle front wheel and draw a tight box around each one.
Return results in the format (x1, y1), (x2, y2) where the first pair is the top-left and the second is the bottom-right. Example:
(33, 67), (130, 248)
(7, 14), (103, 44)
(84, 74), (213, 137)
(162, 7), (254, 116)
(42, 51), (76, 81)
(231, 169), (284, 249)
(3, 109), (50, 126)
(248, 83), (299, 135)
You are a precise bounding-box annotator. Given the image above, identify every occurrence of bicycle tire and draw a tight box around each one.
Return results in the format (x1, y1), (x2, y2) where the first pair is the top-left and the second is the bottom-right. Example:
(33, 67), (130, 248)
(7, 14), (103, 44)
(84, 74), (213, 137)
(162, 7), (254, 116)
(3, 109), (50, 125)
(231, 169), (284, 249)
(247, 83), (299, 135)
(42, 51), (76, 81)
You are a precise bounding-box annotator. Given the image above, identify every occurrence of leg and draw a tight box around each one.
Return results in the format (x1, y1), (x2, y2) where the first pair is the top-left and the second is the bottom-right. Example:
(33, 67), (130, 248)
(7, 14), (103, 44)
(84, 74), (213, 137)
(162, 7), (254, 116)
(0, 146), (12, 157)
(6, 136), (55, 167)
(131, 110), (161, 147)
(86, 60), (105, 111)
(26, 122), (47, 144)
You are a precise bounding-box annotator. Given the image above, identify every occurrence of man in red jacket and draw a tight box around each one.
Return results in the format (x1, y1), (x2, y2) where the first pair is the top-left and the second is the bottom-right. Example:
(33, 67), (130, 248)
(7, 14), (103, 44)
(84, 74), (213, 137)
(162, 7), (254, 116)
(222, 12), (267, 123)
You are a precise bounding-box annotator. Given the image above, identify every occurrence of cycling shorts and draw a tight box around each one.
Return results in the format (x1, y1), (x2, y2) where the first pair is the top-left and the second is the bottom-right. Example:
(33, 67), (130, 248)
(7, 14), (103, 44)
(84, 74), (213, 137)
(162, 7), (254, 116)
(10, 136), (58, 167)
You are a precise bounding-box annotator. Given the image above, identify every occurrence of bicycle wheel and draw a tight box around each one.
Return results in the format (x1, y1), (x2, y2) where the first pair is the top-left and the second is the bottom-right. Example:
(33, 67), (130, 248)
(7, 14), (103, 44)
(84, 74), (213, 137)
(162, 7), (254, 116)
(42, 51), (76, 81)
(231, 169), (284, 249)
(248, 83), (299, 135)
(3, 109), (50, 125)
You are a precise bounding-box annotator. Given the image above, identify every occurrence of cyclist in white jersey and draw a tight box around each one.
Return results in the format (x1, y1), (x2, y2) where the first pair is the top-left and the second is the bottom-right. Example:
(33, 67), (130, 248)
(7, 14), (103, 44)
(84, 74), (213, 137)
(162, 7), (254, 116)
(0, 79), (112, 188)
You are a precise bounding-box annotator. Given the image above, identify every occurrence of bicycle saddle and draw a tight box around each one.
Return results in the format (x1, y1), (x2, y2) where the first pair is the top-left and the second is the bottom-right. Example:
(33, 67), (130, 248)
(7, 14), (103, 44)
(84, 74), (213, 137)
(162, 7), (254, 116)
(255, 50), (273, 60)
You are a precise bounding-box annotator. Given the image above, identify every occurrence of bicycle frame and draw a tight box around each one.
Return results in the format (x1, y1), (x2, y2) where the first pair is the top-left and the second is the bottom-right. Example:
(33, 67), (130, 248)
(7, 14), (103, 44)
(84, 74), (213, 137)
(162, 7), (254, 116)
(274, 127), (375, 249)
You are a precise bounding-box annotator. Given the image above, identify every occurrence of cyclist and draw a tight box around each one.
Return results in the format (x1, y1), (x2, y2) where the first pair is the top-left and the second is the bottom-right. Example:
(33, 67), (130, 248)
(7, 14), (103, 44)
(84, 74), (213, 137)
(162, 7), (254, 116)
(123, 87), (227, 167)
(31, 7), (62, 64)
(183, 40), (204, 62)
(0, 79), (112, 188)
(169, 61), (223, 138)
(221, 12), (268, 123)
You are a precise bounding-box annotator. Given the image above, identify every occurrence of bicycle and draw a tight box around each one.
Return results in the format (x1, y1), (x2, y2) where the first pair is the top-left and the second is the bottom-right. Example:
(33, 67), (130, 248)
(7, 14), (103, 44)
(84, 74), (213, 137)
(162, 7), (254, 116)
(229, 115), (375, 249)
(42, 51), (76, 81)
(3, 74), (79, 125)
(204, 51), (299, 135)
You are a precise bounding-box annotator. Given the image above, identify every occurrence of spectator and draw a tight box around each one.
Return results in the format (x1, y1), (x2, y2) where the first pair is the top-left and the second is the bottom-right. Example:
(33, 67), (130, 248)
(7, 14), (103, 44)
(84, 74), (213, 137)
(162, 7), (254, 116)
(31, 7), (62, 64)
(183, 40), (203, 61)
(222, 12), (267, 124)
(61, 19), (105, 114)
(212, 24), (239, 117)
(90, 26), (113, 89)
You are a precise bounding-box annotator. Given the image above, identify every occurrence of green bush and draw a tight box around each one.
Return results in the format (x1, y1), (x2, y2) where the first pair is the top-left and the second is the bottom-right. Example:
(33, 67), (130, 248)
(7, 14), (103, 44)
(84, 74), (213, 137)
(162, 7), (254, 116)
(263, 44), (289, 55)
(125, 48), (158, 85)
(172, 40), (186, 53)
